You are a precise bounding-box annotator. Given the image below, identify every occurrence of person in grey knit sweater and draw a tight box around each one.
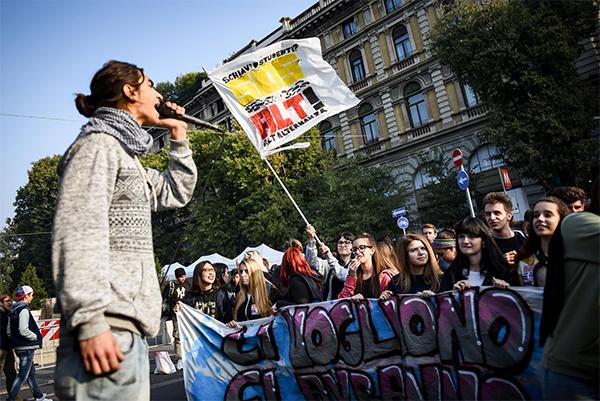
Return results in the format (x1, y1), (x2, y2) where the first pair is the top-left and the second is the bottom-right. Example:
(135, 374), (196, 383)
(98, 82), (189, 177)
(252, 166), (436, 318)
(52, 60), (197, 400)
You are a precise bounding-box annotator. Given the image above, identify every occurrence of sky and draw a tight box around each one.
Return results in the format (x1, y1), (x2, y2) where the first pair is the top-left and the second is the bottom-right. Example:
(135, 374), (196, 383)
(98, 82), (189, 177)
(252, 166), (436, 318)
(0, 0), (316, 229)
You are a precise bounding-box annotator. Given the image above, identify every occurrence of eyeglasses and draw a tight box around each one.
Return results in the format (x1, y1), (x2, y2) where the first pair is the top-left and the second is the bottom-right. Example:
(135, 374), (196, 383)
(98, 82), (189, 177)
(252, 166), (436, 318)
(202, 268), (215, 274)
(337, 240), (352, 246)
(351, 245), (373, 253)
(1, 300), (11, 303)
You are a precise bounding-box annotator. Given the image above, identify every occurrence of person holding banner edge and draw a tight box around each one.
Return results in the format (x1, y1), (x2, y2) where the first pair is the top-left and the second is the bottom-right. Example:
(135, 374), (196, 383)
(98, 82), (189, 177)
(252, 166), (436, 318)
(441, 218), (511, 291)
(380, 233), (443, 300)
(52, 60), (197, 400)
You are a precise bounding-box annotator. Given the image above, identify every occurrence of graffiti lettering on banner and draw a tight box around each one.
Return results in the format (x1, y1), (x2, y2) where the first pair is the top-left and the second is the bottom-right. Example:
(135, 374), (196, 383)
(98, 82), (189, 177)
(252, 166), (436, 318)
(207, 38), (359, 157)
(177, 287), (544, 400)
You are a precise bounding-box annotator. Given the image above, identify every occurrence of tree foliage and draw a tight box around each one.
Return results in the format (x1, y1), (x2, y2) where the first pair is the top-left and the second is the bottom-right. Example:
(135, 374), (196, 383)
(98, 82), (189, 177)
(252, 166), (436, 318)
(429, 0), (599, 187)
(155, 72), (207, 104)
(142, 125), (407, 264)
(2, 155), (61, 295)
(15, 264), (48, 310)
(416, 150), (478, 229)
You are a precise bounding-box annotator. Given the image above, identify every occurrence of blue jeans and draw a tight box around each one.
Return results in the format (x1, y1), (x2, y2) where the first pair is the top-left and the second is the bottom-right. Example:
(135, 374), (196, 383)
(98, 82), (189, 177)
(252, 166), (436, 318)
(543, 368), (600, 400)
(8, 349), (43, 401)
(54, 328), (149, 401)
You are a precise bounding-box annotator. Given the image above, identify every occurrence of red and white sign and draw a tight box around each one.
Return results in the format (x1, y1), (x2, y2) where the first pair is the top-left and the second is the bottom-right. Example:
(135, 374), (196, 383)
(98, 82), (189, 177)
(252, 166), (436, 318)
(39, 318), (60, 342)
(452, 149), (463, 167)
(501, 169), (512, 188)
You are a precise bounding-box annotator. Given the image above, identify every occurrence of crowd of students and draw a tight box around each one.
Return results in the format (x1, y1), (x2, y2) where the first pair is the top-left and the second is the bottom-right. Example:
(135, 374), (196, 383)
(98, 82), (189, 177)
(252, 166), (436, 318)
(163, 184), (598, 400)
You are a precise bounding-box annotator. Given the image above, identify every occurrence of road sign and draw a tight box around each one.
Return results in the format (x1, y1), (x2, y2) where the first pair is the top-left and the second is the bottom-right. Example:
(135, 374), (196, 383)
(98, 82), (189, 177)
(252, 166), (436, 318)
(397, 217), (409, 229)
(392, 207), (406, 217)
(501, 169), (512, 189)
(452, 149), (463, 168)
(457, 170), (469, 190)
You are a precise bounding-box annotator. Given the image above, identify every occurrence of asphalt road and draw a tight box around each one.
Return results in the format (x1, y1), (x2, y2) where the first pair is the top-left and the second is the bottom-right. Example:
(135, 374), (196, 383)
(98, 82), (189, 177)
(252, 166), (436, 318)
(0, 344), (189, 401)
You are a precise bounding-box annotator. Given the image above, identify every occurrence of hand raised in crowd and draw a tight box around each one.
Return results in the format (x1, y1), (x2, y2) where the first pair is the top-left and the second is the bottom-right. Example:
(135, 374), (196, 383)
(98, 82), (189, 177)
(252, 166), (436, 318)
(418, 290), (436, 298)
(453, 280), (470, 291)
(80, 330), (125, 375)
(492, 277), (510, 289)
(504, 250), (517, 265)
(319, 243), (330, 256)
(379, 290), (393, 301)
(306, 224), (316, 241)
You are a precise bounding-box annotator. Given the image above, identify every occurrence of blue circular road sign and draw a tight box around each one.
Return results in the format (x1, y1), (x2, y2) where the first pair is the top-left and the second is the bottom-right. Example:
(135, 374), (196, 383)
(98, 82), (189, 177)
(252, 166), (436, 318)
(457, 170), (469, 190)
(397, 217), (409, 229)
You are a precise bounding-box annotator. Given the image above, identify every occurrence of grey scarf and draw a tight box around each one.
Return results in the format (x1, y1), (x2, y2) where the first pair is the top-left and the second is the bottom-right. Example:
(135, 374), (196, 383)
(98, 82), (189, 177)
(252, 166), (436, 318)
(78, 107), (153, 156)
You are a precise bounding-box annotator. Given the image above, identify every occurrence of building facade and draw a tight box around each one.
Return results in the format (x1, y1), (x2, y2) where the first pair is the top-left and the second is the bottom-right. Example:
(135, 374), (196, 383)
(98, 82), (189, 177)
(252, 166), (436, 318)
(152, 0), (584, 226)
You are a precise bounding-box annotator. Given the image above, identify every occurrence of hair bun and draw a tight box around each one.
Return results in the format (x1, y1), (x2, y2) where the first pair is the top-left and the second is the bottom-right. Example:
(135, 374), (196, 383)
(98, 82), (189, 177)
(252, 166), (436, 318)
(75, 93), (96, 118)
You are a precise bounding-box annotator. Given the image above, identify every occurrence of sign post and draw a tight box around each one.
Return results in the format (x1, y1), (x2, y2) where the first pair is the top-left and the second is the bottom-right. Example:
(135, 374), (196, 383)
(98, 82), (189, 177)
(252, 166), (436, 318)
(453, 149), (475, 218)
(498, 167), (512, 195)
(397, 217), (409, 236)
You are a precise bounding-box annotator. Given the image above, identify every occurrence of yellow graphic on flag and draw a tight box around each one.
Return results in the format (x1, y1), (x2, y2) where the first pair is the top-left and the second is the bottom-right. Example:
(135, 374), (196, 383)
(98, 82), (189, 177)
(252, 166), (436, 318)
(226, 53), (304, 106)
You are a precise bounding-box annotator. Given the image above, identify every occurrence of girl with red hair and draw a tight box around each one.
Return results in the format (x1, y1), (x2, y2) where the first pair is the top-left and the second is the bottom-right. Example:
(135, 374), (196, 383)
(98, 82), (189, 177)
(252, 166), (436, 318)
(272, 247), (323, 312)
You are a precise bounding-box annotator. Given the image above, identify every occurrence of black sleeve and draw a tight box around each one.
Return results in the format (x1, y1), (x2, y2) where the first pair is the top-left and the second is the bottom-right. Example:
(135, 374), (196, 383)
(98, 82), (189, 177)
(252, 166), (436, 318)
(181, 293), (194, 308)
(218, 290), (233, 324)
(440, 269), (454, 292)
(277, 276), (312, 308)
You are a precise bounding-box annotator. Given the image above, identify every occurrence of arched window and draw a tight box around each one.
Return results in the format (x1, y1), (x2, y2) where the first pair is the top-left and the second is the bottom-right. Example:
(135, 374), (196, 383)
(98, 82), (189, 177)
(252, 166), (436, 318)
(469, 144), (503, 173)
(349, 49), (365, 83)
(392, 25), (412, 61)
(319, 121), (336, 153)
(358, 103), (379, 144)
(404, 82), (428, 128)
(385, 0), (402, 13)
(413, 167), (440, 189)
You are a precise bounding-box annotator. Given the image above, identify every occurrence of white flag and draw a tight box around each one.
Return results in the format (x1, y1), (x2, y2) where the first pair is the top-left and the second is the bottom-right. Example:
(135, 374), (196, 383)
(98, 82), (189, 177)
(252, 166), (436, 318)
(207, 37), (360, 157)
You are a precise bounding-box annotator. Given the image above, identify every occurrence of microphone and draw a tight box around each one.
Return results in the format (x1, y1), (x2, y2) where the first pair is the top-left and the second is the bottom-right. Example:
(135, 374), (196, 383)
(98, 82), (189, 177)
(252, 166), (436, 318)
(159, 105), (224, 132)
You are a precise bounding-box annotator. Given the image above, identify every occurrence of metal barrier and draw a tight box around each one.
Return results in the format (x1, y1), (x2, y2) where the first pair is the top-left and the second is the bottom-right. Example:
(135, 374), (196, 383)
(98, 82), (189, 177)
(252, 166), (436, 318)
(33, 318), (172, 368)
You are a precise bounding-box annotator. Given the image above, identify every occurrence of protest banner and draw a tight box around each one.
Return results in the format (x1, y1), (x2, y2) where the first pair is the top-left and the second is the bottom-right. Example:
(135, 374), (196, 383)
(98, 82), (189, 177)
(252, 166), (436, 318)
(178, 287), (544, 400)
(206, 37), (360, 158)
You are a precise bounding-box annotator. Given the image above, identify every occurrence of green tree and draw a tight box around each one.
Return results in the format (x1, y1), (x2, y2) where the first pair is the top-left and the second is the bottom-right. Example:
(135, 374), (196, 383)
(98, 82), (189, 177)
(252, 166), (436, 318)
(416, 150), (479, 229)
(15, 264), (48, 310)
(429, 0), (599, 187)
(142, 124), (407, 263)
(5, 155), (61, 295)
(155, 72), (206, 104)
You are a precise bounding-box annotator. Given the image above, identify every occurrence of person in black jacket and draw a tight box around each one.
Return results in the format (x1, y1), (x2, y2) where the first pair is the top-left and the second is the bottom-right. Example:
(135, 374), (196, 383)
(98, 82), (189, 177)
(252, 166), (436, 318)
(7, 286), (51, 401)
(161, 267), (189, 360)
(0, 293), (21, 401)
(442, 218), (510, 292)
(175, 262), (232, 324)
(273, 247), (323, 313)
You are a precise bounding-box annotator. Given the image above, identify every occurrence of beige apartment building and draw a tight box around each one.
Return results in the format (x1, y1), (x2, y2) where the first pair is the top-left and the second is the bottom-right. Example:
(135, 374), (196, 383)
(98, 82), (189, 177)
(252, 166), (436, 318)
(150, 0), (598, 225)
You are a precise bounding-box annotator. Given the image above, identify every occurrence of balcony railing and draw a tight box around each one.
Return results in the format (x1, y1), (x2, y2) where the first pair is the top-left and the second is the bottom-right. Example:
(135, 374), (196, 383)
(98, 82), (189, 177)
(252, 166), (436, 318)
(406, 121), (434, 139)
(465, 103), (488, 119)
(385, 51), (422, 75)
(356, 138), (389, 155)
(290, 0), (336, 29)
(348, 76), (371, 92)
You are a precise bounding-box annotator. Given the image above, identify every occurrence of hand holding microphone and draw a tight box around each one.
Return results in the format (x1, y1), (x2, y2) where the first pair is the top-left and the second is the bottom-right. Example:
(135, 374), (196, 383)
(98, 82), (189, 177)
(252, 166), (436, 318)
(158, 102), (188, 141)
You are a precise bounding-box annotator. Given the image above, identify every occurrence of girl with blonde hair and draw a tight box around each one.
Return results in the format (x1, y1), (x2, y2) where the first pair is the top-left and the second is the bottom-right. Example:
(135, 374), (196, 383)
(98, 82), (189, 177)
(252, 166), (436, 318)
(227, 259), (280, 326)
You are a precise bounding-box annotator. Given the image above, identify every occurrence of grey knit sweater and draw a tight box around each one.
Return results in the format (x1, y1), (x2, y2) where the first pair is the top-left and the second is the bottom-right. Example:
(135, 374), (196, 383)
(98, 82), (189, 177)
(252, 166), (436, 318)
(52, 131), (196, 341)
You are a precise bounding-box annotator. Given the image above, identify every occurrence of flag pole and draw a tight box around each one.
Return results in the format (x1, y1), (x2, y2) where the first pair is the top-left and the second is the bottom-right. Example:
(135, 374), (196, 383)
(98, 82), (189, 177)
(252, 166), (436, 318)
(262, 156), (322, 244)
